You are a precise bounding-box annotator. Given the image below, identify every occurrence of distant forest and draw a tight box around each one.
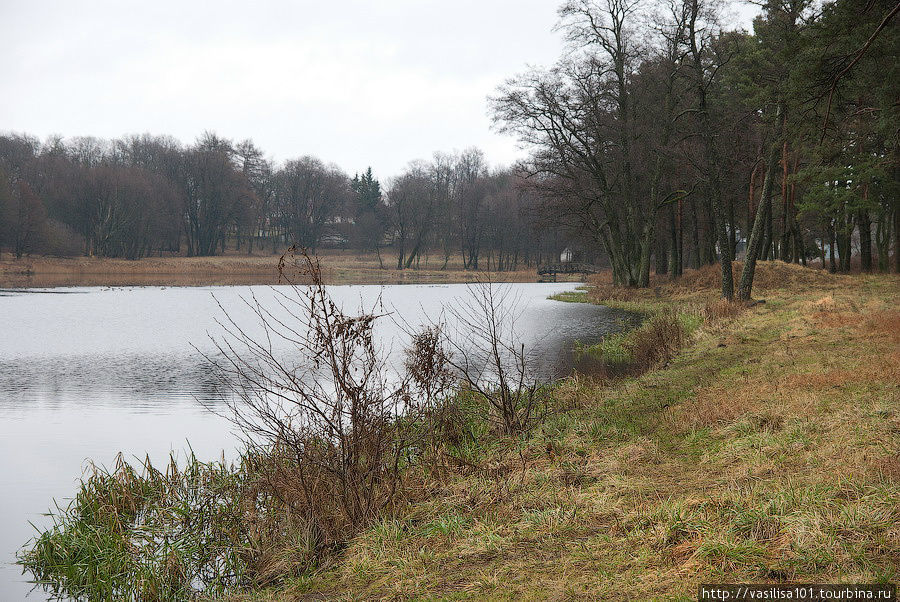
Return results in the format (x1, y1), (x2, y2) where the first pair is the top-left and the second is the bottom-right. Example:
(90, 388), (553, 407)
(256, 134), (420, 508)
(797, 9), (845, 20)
(1, 0), (897, 287)
(0, 134), (571, 271)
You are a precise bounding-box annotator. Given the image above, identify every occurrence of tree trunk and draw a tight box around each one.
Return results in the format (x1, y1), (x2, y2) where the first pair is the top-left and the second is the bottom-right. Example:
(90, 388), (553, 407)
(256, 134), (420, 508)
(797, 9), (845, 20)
(708, 179), (733, 299)
(761, 199), (773, 260)
(689, 199), (701, 269)
(857, 208), (872, 272)
(677, 199), (684, 276)
(655, 219), (669, 275)
(638, 222), (653, 287)
(875, 207), (889, 271)
(779, 141), (789, 261)
(794, 228), (805, 266)
(829, 223), (837, 273)
(836, 211), (851, 272)
(790, 156), (799, 263)
(748, 161), (759, 252)
(894, 198), (899, 273)
(728, 191), (737, 258)
(739, 106), (783, 301)
(668, 208), (677, 277)
(703, 199), (717, 265)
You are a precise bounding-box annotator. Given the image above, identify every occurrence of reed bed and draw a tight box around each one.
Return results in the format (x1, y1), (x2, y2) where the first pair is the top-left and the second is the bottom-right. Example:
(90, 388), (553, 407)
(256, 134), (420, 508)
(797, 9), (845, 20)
(0, 250), (549, 288)
(18, 449), (332, 600)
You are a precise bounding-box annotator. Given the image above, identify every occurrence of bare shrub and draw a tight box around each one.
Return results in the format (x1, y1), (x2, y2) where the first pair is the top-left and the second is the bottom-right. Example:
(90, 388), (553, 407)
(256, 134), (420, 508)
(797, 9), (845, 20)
(703, 298), (747, 321)
(42, 219), (84, 256)
(441, 280), (548, 436)
(628, 310), (684, 372)
(204, 246), (451, 549)
(405, 326), (453, 413)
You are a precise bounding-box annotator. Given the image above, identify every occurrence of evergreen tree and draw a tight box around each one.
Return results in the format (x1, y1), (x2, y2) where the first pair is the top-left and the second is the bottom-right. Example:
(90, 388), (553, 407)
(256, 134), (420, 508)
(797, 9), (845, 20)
(351, 167), (382, 214)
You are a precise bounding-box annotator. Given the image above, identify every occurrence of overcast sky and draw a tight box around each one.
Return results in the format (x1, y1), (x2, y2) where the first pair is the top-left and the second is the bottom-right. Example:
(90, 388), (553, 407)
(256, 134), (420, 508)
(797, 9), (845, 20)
(1, 1), (759, 178)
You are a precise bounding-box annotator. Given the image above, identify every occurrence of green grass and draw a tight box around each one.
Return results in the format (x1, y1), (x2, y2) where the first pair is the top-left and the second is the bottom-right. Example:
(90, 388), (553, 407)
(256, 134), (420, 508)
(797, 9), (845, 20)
(20, 452), (261, 600)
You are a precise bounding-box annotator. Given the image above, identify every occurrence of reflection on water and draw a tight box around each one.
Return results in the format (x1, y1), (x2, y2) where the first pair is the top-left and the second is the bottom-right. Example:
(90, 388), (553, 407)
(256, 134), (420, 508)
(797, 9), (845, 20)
(0, 283), (634, 600)
(1, 272), (283, 289)
(0, 353), (223, 412)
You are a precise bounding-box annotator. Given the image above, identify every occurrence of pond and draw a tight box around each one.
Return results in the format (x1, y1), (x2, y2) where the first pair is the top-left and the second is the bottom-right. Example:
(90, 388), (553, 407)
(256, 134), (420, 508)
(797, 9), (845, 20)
(0, 282), (633, 600)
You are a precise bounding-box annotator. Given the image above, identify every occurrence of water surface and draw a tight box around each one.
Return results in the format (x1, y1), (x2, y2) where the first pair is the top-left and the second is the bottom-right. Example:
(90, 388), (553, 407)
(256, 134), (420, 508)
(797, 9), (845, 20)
(0, 282), (632, 600)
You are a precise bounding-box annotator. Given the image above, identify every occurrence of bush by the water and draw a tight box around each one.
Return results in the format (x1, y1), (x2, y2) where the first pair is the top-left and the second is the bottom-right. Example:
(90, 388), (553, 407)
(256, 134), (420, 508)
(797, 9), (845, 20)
(575, 309), (690, 377)
(19, 249), (556, 599)
(19, 452), (283, 600)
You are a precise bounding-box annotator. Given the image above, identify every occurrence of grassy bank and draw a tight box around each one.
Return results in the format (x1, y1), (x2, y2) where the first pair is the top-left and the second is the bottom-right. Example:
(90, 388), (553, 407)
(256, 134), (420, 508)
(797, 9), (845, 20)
(0, 251), (563, 287)
(19, 262), (899, 599)
(273, 262), (899, 599)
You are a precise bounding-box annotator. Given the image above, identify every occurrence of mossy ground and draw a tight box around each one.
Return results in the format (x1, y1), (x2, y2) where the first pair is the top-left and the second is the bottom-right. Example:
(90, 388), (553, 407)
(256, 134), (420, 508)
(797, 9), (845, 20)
(251, 262), (899, 600)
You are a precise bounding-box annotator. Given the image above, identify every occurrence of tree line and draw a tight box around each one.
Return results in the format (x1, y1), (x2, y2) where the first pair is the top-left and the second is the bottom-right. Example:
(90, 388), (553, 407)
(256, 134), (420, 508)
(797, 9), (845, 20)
(1, 0), (896, 290)
(491, 0), (898, 297)
(0, 132), (579, 270)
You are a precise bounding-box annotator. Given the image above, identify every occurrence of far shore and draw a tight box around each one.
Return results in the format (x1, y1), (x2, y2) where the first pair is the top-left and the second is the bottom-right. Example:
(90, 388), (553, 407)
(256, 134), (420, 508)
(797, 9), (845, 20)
(0, 251), (579, 288)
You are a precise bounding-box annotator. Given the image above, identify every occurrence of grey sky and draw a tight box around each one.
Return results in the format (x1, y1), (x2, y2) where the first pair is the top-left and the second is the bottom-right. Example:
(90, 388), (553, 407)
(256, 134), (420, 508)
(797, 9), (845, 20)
(1, 1), (759, 178)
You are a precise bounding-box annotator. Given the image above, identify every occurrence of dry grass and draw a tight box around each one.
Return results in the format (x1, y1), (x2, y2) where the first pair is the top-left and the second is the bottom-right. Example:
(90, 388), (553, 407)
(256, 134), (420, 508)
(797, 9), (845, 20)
(628, 310), (685, 373)
(703, 298), (748, 321)
(667, 261), (846, 294)
(583, 261), (857, 308)
(23, 258), (900, 600)
(250, 266), (900, 600)
(864, 310), (900, 344)
(0, 250), (557, 287)
(667, 384), (764, 430)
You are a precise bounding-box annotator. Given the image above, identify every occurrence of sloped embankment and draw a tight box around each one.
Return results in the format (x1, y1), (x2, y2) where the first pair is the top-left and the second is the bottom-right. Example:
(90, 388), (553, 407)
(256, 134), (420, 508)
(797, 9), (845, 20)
(284, 264), (899, 599)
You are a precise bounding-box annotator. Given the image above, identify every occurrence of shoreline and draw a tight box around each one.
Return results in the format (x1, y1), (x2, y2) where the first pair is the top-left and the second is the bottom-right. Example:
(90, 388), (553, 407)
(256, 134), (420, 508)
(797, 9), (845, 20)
(15, 263), (900, 598)
(0, 253), (580, 288)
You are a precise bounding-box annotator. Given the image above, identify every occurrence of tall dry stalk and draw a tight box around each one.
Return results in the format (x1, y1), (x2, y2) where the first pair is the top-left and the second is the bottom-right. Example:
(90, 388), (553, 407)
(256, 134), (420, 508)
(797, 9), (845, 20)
(441, 279), (547, 436)
(205, 245), (451, 544)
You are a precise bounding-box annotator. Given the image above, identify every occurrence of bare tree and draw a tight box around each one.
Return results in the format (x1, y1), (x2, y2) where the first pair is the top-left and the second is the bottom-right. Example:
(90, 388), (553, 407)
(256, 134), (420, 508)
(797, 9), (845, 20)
(442, 280), (547, 436)
(386, 163), (438, 269)
(453, 148), (489, 270)
(274, 157), (349, 252)
(683, 0), (735, 298)
(5, 180), (47, 258)
(183, 136), (255, 257)
(492, 0), (690, 286)
(203, 247), (451, 544)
